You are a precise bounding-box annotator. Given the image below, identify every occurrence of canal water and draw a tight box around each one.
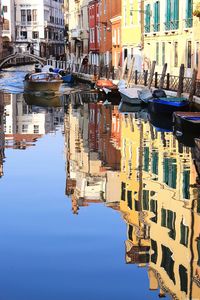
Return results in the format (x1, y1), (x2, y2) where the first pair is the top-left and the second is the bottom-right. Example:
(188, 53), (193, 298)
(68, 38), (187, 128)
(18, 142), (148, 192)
(0, 67), (200, 300)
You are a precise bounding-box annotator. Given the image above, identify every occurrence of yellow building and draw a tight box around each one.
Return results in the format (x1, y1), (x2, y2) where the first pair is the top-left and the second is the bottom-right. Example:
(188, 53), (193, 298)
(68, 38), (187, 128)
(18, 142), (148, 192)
(143, 0), (198, 77)
(120, 111), (200, 299)
(121, 0), (143, 71)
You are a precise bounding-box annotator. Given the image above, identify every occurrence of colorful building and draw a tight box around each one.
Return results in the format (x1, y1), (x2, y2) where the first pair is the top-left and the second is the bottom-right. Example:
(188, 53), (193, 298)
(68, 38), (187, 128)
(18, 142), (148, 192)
(143, 0), (198, 77)
(88, 0), (100, 65)
(68, 0), (89, 60)
(121, 0), (143, 70)
(99, 0), (121, 66)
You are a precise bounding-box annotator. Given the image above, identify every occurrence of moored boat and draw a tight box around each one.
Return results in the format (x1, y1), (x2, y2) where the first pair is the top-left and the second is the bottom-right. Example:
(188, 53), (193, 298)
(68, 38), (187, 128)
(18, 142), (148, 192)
(173, 111), (200, 135)
(148, 97), (189, 114)
(24, 72), (63, 92)
(119, 87), (143, 105)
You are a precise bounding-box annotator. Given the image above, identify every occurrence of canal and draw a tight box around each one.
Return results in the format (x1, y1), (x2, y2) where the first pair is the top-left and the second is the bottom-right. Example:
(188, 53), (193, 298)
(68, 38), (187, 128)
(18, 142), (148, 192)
(0, 66), (200, 300)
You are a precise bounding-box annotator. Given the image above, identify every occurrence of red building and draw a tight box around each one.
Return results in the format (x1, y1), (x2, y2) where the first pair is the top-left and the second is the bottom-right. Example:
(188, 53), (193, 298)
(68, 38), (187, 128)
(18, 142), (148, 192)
(99, 0), (121, 66)
(88, 0), (100, 65)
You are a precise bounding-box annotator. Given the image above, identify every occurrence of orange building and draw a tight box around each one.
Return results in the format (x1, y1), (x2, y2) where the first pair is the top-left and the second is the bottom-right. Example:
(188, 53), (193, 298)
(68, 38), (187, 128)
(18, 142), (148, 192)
(99, 0), (121, 66)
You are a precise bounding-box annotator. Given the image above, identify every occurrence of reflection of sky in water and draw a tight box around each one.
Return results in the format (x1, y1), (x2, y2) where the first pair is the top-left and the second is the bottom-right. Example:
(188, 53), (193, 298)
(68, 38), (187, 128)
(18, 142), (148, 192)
(0, 130), (160, 300)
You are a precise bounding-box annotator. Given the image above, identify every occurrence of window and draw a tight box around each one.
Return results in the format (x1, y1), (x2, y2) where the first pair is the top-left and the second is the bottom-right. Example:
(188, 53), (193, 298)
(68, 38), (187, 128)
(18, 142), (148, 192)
(153, 1), (160, 32)
(151, 239), (158, 264)
(145, 4), (151, 33)
(27, 9), (31, 22)
(195, 42), (199, 68)
(185, 0), (193, 28)
(162, 42), (165, 65)
(128, 224), (133, 241)
(32, 31), (39, 39)
(127, 191), (132, 209)
(33, 125), (39, 134)
(3, 6), (7, 13)
(163, 158), (177, 189)
(161, 208), (176, 240)
(179, 265), (188, 293)
(143, 190), (149, 210)
(21, 10), (26, 23)
(121, 182), (126, 201)
(165, 0), (179, 30)
(182, 170), (190, 199)
(152, 151), (158, 175)
(22, 124), (28, 133)
(32, 9), (37, 22)
(161, 245), (175, 283)
(174, 42), (178, 67)
(143, 147), (149, 172)
(187, 41), (192, 68)
(180, 220), (189, 247)
(156, 42), (159, 65)
(20, 31), (27, 39)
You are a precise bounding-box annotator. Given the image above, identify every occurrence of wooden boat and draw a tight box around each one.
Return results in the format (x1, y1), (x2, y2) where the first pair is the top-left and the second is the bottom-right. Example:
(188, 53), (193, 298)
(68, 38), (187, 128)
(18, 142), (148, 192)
(24, 72), (63, 92)
(119, 87), (143, 105)
(173, 111), (200, 135)
(148, 97), (189, 114)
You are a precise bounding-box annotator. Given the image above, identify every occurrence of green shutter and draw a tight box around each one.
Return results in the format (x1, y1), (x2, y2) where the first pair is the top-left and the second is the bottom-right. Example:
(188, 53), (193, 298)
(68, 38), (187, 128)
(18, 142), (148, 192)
(166, 0), (171, 30)
(143, 190), (149, 210)
(173, 0), (179, 29)
(152, 151), (158, 175)
(143, 147), (149, 172)
(161, 208), (167, 227)
(183, 170), (190, 199)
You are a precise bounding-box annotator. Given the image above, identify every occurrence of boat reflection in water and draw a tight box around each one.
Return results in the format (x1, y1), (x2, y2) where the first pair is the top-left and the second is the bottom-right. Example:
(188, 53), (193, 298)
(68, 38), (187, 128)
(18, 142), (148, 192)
(64, 92), (200, 299)
(24, 91), (69, 108)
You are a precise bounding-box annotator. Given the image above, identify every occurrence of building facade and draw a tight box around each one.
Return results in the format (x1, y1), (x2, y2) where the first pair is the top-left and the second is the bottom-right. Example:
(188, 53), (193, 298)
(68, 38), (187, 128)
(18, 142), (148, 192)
(15, 0), (65, 57)
(99, 0), (121, 66)
(143, 0), (197, 77)
(67, 0), (89, 61)
(88, 0), (100, 65)
(121, 0), (143, 71)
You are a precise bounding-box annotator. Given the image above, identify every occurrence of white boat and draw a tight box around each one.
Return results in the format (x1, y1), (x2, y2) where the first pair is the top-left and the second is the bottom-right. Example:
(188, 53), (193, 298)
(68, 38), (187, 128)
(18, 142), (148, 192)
(119, 87), (143, 105)
(24, 72), (63, 92)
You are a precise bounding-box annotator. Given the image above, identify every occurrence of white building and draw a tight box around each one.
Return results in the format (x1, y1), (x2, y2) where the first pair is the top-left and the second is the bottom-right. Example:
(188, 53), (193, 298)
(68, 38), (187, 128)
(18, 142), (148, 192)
(67, 0), (89, 60)
(1, 0), (65, 58)
(1, 0), (15, 56)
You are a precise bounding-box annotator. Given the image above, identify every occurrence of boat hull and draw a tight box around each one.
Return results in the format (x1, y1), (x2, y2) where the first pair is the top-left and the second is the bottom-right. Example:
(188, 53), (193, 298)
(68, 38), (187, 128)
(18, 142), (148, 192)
(148, 99), (189, 114)
(173, 112), (200, 135)
(24, 80), (62, 92)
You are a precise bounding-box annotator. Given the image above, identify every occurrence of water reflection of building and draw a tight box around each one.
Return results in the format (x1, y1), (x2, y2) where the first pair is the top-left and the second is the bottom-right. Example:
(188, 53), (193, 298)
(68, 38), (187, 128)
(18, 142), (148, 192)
(120, 112), (200, 299)
(65, 95), (121, 214)
(4, 94), (64, 149)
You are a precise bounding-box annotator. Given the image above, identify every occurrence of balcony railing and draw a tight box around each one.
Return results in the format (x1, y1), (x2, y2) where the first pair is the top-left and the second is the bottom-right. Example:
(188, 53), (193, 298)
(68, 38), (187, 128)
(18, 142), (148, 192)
(153, 23), (160, 32)
(144, 25), (150, 33)
(184, 17), (193, 28)
(165, 20), (179, 31)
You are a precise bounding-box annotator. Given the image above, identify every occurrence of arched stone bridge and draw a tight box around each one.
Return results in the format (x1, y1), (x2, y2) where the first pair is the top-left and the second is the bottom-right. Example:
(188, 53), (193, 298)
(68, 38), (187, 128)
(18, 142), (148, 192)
(0, 52), (47, 69)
